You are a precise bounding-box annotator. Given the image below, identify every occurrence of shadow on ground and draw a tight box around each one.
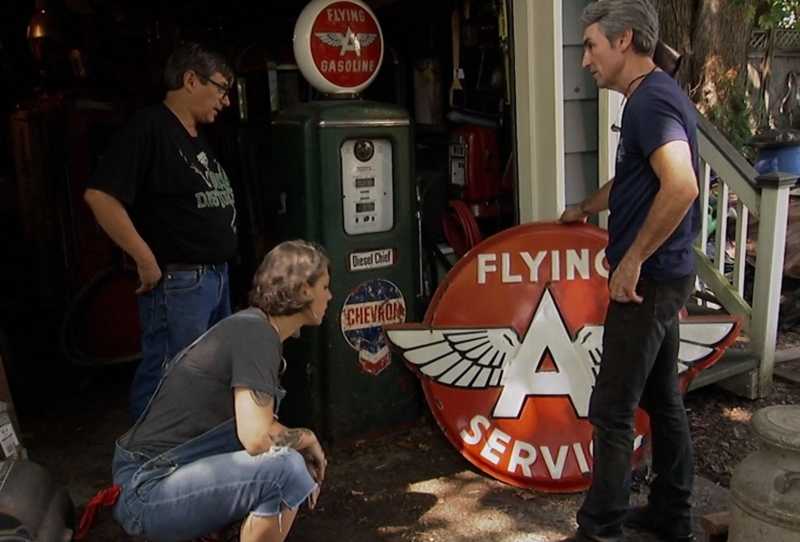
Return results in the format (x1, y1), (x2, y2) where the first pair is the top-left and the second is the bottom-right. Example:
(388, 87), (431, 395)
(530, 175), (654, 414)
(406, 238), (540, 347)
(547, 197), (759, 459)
(17, 364), (729, 542)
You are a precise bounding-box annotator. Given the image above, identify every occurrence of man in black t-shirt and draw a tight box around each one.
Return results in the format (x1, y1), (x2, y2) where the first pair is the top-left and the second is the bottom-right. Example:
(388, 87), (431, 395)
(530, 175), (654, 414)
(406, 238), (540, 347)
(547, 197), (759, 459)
(559, 2), (699, 542)
(84, 42), (238, 420)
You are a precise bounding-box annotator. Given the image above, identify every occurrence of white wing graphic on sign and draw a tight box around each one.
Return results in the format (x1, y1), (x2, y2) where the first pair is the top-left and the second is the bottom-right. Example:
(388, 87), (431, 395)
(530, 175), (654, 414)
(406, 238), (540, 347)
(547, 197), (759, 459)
(385, 327), (520, 388)
(356, 33), (378, 47)
(573, 325), (604, 380)
(315, 32), (345, 47)
(387, 288), (739, 419)
(677, 320), (736, 373)
(553, 320), (737, 376)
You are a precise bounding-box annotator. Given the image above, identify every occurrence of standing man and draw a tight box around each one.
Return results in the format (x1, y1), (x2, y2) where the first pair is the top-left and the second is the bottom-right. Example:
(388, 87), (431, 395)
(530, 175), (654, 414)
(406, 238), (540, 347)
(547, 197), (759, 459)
(560, 1), (699, 541)
(84, 42), (238, 420)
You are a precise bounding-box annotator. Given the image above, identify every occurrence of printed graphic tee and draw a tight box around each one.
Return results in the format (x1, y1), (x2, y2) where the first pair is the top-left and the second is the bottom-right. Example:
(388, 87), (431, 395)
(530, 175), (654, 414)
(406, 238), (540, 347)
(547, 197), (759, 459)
(608, 70), (700, 280)
(88, 103), (237, 265)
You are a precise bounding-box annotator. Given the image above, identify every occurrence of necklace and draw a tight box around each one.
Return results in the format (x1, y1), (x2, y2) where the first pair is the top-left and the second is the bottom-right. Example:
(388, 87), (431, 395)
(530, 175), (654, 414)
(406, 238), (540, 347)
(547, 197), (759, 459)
(611, 66), (658, 133)
(266, 315), (288, 375)
(267, 315), (281, 337)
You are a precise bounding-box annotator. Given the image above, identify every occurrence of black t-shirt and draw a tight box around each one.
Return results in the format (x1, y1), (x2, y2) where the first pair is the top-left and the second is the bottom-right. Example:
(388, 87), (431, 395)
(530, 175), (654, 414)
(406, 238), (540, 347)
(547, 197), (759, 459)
(122, 308), (286, 457)
(608, 71), (700, 280)
(88, 103), (238, 266)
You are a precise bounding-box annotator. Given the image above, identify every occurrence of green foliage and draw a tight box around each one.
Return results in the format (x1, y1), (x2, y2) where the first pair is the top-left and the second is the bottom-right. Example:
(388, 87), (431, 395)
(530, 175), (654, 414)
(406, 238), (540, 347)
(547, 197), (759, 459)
(758, 0), (800, 29)
(705, 78), (758, 160)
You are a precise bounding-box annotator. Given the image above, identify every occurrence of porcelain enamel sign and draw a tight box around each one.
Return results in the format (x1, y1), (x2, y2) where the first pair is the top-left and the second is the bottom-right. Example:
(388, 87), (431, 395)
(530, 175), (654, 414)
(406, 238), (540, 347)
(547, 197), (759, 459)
(294, 0), (384, 94)
(385, 223), (740, 492)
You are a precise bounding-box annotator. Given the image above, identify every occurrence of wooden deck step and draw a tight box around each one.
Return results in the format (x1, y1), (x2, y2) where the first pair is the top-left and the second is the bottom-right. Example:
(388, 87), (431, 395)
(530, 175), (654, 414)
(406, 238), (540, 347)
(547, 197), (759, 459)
(688, 349), (758, 392)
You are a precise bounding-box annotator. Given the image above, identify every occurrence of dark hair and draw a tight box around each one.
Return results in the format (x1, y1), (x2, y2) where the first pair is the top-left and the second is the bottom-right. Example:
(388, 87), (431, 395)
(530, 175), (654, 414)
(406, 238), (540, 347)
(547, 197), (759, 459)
(581, 0), (659, 57)
(163, 42), (234, 91)
(249, 240), (330, 316)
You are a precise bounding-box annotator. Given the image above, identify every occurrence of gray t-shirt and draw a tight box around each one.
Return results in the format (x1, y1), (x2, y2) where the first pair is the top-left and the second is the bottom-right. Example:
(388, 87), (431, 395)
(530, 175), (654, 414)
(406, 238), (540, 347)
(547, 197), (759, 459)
(122, 308), (285, 457)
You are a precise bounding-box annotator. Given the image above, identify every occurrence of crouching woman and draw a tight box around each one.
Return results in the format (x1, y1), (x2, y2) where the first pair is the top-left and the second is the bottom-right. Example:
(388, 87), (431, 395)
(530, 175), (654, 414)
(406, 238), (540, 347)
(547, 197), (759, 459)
(111, 240), (332, 542)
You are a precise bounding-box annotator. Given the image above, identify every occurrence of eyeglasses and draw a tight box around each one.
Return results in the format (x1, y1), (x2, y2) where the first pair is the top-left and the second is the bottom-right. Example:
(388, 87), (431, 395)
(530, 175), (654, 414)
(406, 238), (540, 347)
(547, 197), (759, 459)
(196, 73), (233, 99)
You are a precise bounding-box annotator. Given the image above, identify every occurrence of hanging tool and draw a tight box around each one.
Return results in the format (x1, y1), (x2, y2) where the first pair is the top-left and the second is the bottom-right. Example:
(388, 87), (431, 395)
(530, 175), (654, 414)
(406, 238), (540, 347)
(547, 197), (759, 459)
(450, 6), (465, 108)
(497, 0), (511, 105)
(462, 0), (478, 48)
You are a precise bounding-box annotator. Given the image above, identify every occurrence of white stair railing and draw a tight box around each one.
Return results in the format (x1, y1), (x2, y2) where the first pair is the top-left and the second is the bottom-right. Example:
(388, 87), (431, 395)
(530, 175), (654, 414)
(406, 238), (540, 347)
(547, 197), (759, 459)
(695, 114), (794, 397)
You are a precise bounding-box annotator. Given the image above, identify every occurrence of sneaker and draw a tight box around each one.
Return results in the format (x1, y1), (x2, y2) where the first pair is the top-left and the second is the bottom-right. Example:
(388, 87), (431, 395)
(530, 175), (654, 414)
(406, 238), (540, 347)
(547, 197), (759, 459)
(623, 505), (695, 542)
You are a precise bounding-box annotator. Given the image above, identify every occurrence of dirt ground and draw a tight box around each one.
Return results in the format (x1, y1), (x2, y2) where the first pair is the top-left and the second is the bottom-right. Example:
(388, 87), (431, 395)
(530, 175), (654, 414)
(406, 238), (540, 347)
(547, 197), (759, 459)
(686, 361), (800, 488)
(12, 355), (800, 541)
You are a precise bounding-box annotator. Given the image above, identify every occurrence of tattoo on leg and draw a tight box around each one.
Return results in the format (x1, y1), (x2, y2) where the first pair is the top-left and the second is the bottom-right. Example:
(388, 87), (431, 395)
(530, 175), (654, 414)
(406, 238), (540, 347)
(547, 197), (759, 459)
(272, 427), (312, 449)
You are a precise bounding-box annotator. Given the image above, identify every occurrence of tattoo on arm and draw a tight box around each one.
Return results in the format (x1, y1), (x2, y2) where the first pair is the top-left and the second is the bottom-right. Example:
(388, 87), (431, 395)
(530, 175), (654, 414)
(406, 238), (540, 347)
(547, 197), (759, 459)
(272, 427), (312, 450)
(249, 390), (274, 408)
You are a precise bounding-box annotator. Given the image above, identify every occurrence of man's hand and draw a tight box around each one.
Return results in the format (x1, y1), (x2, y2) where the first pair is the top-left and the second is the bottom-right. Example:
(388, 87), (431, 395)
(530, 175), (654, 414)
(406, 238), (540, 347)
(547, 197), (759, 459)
(608, 256), (643, 303)
(559, 204), (588, 223)
(136, 259), (162, 294)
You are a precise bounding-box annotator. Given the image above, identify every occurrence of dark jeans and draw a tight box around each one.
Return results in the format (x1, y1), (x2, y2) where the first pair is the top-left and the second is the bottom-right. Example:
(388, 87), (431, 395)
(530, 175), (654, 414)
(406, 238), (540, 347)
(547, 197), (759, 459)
(577, 274), (695, 539)
(130, 263), (231, 420)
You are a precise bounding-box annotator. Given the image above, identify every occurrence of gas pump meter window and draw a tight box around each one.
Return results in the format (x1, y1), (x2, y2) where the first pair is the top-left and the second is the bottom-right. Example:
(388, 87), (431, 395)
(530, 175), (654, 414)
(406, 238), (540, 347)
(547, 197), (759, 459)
(341, 139), (393, 234)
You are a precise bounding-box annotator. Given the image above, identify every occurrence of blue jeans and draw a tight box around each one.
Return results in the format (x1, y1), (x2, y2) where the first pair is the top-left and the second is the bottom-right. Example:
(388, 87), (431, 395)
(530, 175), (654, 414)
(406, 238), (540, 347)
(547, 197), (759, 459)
(577, 275), (695, 540)
(130, 263), (231, 420)
(113, 360), (317, 541)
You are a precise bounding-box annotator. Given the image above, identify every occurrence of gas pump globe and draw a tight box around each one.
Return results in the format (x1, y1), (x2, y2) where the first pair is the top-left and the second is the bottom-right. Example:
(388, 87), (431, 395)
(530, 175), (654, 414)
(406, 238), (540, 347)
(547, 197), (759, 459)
(271, 0), (421, 441)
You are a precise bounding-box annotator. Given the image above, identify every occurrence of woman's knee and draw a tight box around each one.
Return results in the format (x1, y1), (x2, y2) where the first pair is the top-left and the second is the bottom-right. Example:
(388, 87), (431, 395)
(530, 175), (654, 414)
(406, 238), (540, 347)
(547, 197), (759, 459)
(280, 449), (313, 486)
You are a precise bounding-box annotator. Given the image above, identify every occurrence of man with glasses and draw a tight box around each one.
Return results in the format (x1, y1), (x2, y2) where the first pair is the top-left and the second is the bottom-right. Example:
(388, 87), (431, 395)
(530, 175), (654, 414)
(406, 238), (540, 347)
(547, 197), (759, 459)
(84, 42), (238, 420)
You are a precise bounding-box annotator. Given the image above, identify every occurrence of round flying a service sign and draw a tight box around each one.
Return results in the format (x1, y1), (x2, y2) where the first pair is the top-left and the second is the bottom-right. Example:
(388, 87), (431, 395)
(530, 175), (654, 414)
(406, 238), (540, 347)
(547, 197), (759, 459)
(294, 0), (384, 94)
(385, 223), (740, 492)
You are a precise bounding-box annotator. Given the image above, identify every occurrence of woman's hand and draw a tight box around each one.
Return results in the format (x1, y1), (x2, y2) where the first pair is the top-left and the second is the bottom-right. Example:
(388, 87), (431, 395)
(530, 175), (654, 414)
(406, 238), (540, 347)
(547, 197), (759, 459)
(302, 435), (327, 483)
(308, 485), (321, 510)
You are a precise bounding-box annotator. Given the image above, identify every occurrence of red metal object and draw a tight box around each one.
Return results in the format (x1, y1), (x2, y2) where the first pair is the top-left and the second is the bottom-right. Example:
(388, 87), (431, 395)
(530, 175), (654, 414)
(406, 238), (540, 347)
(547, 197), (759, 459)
(441, 200), (483, 257)
(386, 223), (741, 492)
(450, 125), (503, 203)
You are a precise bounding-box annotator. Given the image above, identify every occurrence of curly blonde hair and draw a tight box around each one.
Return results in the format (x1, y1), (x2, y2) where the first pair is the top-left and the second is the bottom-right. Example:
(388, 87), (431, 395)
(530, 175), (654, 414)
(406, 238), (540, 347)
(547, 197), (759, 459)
(248, 240), (330, 316)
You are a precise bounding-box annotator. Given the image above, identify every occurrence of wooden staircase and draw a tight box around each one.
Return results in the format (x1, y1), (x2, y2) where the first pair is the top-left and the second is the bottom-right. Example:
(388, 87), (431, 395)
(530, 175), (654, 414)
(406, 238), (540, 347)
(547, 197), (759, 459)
(690, 114), (795, 397)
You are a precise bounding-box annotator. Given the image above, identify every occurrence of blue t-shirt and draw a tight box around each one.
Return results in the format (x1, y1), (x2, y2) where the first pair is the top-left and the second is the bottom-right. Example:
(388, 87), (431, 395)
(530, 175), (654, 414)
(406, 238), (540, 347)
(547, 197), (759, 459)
(607, 70), (700, 280)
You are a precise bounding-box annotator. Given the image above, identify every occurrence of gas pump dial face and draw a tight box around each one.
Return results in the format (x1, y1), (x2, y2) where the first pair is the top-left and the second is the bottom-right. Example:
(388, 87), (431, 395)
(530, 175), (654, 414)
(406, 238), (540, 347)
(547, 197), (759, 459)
(341, 139), (393, 235)
(354, 140), (375, 162)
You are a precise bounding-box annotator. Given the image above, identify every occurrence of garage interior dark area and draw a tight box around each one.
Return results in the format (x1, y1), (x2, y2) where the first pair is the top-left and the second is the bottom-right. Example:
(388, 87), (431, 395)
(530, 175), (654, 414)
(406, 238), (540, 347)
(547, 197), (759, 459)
(1, 0), (514, 410)
(1, 0), (516, 525)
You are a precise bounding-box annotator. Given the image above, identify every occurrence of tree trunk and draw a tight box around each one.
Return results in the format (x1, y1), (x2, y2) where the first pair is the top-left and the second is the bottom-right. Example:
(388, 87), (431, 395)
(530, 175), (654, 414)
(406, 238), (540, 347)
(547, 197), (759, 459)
(689, 0), (755, 113)
(656, 0), (756, 109)
(655, 0), (696, 89)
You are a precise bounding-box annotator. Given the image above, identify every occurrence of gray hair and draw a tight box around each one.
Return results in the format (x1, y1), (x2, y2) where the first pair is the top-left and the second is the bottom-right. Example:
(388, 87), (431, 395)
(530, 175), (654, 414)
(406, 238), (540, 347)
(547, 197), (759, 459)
(581, 0), (659, 56)
(249, 240), (330, 316)
(163, 42), (234, 91)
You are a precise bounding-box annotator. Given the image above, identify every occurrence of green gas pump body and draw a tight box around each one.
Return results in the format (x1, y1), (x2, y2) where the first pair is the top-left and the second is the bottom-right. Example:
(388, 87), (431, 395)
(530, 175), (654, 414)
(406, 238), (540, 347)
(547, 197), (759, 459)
(271, 100), (421, 442)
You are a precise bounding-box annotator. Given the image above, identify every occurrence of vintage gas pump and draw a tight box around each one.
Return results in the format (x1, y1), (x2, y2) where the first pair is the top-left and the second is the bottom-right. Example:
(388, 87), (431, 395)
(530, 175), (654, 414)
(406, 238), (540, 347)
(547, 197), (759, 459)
(271, 0), (420, 441)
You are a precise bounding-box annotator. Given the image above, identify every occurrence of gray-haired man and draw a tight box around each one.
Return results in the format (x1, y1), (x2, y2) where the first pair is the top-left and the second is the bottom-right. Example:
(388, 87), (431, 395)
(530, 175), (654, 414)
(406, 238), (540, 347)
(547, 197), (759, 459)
(560, 1), (699, 541)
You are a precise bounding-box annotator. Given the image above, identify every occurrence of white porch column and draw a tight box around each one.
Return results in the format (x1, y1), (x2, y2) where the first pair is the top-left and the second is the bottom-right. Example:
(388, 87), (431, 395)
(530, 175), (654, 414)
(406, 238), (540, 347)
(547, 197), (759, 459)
(752, 172), (794, 396)
(513, 0), (565, 222)
(597, 89), (623, 229)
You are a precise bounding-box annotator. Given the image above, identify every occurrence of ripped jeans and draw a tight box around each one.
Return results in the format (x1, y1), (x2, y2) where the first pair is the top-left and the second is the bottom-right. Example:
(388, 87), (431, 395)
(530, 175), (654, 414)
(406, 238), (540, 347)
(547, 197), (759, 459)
(112, 414), (315, 540)
(112, 418), (316, 541)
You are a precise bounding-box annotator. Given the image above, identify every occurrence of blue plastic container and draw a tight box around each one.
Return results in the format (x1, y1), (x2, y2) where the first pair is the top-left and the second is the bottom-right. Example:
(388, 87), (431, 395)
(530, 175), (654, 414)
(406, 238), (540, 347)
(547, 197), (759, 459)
(754, 144), (800, 175)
